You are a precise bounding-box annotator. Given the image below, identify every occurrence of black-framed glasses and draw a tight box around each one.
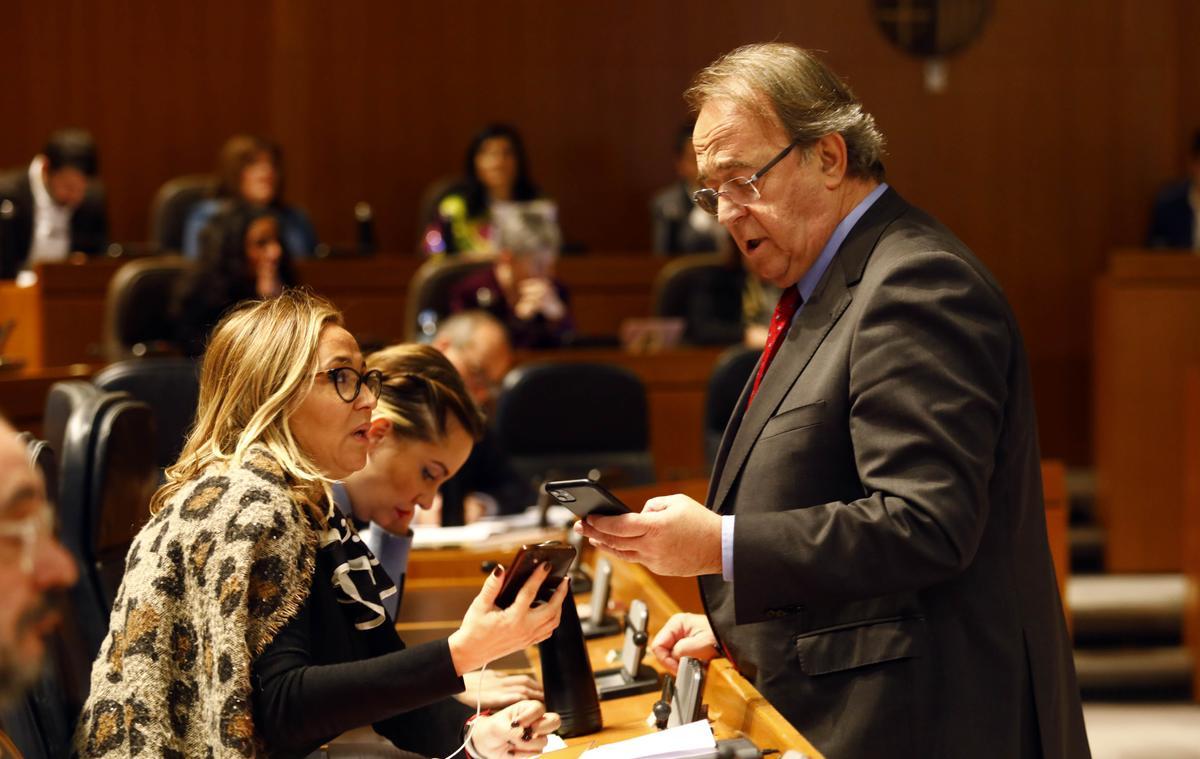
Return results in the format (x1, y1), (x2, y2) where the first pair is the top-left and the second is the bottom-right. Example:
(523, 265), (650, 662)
(319, 367), (384, 403)
(692, 141), (800, 216)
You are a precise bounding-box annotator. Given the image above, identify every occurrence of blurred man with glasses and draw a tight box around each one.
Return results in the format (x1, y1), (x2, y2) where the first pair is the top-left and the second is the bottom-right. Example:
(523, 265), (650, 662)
(578, 43), (1089, 758)
(419, 311), (532, 526)
(0, 416), (77, 708)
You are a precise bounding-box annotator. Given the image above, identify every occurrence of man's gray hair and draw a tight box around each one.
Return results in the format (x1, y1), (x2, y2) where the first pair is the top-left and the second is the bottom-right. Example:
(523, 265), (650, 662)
(684, 43), (886, 181)
(435, 310), (509, 349)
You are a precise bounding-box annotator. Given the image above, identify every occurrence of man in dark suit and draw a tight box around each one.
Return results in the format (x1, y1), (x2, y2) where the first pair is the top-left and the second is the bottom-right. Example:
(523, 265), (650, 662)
(577, 43), (1089, 758)
(1146, 129), (1200, 249)
(0, 129), (107, 278)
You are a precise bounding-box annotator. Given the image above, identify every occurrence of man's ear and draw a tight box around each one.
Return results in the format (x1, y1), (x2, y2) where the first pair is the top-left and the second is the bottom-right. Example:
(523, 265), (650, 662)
(816, 133), (849, 188)
(366, 417), (392, 448)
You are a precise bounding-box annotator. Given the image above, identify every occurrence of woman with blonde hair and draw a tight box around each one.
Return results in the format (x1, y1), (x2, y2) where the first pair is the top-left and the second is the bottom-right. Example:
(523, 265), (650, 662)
(75, 289), (566, 758)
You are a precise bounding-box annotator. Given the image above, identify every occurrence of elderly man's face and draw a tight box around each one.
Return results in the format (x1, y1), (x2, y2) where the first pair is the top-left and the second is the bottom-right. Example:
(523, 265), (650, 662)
(436, 321), (513, 409)
(0, 426), (77, 706)
(693, 99), (843, 289)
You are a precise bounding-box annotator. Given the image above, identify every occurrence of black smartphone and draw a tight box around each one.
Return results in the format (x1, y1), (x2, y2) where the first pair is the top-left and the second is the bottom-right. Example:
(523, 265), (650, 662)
(544, 479), (633, 519)
(495, 541), (577, 609)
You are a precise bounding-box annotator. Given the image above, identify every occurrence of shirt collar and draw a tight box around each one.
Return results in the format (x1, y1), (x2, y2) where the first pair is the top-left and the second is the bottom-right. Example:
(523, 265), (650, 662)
(331, 482), (354, 518)
(795, 182), (889, 302)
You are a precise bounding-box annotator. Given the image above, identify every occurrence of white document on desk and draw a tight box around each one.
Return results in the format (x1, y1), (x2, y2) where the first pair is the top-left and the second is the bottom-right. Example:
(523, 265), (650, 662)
(576, 720), (715, 759)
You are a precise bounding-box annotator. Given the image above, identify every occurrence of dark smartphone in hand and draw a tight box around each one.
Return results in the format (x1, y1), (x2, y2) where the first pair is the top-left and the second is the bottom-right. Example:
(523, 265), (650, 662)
(495, 541), (577, 609)
(544, 479), (633, 519)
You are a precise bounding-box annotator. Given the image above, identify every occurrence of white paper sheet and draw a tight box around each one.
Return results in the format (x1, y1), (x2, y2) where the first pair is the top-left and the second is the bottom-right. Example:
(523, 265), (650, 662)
(576, 720), (715, 759)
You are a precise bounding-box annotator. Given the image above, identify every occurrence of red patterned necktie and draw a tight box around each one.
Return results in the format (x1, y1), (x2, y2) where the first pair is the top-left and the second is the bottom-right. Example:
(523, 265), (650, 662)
(747, 287), (802, 408)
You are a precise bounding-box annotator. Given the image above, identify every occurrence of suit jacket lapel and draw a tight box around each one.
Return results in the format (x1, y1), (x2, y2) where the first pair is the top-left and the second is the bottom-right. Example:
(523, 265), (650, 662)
(707, 187), (910, 515)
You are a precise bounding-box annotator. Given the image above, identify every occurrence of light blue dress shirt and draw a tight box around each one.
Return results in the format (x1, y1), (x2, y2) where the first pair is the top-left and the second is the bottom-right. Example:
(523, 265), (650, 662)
(721, 183), (889, 581)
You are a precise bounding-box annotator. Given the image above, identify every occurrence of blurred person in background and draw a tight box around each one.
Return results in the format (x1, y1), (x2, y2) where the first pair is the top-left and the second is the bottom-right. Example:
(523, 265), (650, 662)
(651, 120), (725, 256)
(423, 312), (532, 526)
(1146, 128), (1200, 250)
(448, 203), (573, 348)
(182, 134), (317, 259)
(0, 128), (107, 277)
(171, 203), (298, 357)
(423, 124), (556, 256)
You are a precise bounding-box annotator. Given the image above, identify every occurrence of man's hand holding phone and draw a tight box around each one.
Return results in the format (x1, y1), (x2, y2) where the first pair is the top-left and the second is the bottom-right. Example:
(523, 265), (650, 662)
(573, 493), (723, 577)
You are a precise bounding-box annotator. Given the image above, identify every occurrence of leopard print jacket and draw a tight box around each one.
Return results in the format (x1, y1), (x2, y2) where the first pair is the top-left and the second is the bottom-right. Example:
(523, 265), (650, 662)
(73, 449), (318, 758)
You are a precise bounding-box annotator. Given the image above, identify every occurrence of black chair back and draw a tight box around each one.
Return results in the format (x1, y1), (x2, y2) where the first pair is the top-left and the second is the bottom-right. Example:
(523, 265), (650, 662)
(17, 432), (58, 506)
(94, 357), (200, 469)
(704, 346), (762, 468)
(494, 362), (655, 488)
(42, 381), (98, 472)
(651, 253), (727, 320)
(148, 173), (215, 252)
(403, 254), (495, 341)
(58, 391), (157, 655)
(89, 400), (158, 609)
(102, 256), (193, 360)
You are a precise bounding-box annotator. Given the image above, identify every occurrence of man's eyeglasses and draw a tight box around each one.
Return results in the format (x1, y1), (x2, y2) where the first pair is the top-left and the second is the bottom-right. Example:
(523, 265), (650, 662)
(692, 141), (800, 216)
(0, 508), (55, 574)
(319, 367), (384, 403)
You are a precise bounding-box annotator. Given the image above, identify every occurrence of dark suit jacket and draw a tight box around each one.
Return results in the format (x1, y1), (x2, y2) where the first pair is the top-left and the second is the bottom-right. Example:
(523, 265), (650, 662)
(698, 188), (1089, 758)
(0, 167), (108, 275)
(1145, 179), (1195, 248)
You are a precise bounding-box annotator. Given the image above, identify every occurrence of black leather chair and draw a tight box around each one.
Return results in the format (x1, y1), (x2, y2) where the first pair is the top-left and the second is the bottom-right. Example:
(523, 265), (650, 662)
(102, 255), (193, 360)
(403, 253), (495, 341)
(57, 391), (157, 655)
(17, 432), (58, 506)
(651, 253), (727, 319)
(41, 381), (98, 487)
(704, 345), (761, 468)
(148, 173), (215, 253)
(493, 362), (655, 489)
(94, 357), (200, 469)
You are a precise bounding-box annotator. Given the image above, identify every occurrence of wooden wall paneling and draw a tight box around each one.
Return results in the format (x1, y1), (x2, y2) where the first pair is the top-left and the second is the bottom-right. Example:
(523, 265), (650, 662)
(2, 0), (1197, 467)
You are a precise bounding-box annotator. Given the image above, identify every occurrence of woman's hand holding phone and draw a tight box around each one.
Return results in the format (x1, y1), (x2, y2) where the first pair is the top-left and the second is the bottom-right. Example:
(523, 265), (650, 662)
(448, 563), (569, 676)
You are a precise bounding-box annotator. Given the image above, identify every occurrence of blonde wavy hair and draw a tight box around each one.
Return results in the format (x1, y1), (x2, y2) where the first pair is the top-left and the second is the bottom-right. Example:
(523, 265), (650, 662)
(366, 344), (486, 445)
(152, 289), (343, 520)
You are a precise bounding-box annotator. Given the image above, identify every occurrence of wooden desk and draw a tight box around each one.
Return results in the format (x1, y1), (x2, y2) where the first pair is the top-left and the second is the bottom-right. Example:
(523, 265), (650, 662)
(1092, 251), (1200, 571)
(0, 363), (101, 436)
(0, 254), (671, 368)
(399, 552), (823, 757)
